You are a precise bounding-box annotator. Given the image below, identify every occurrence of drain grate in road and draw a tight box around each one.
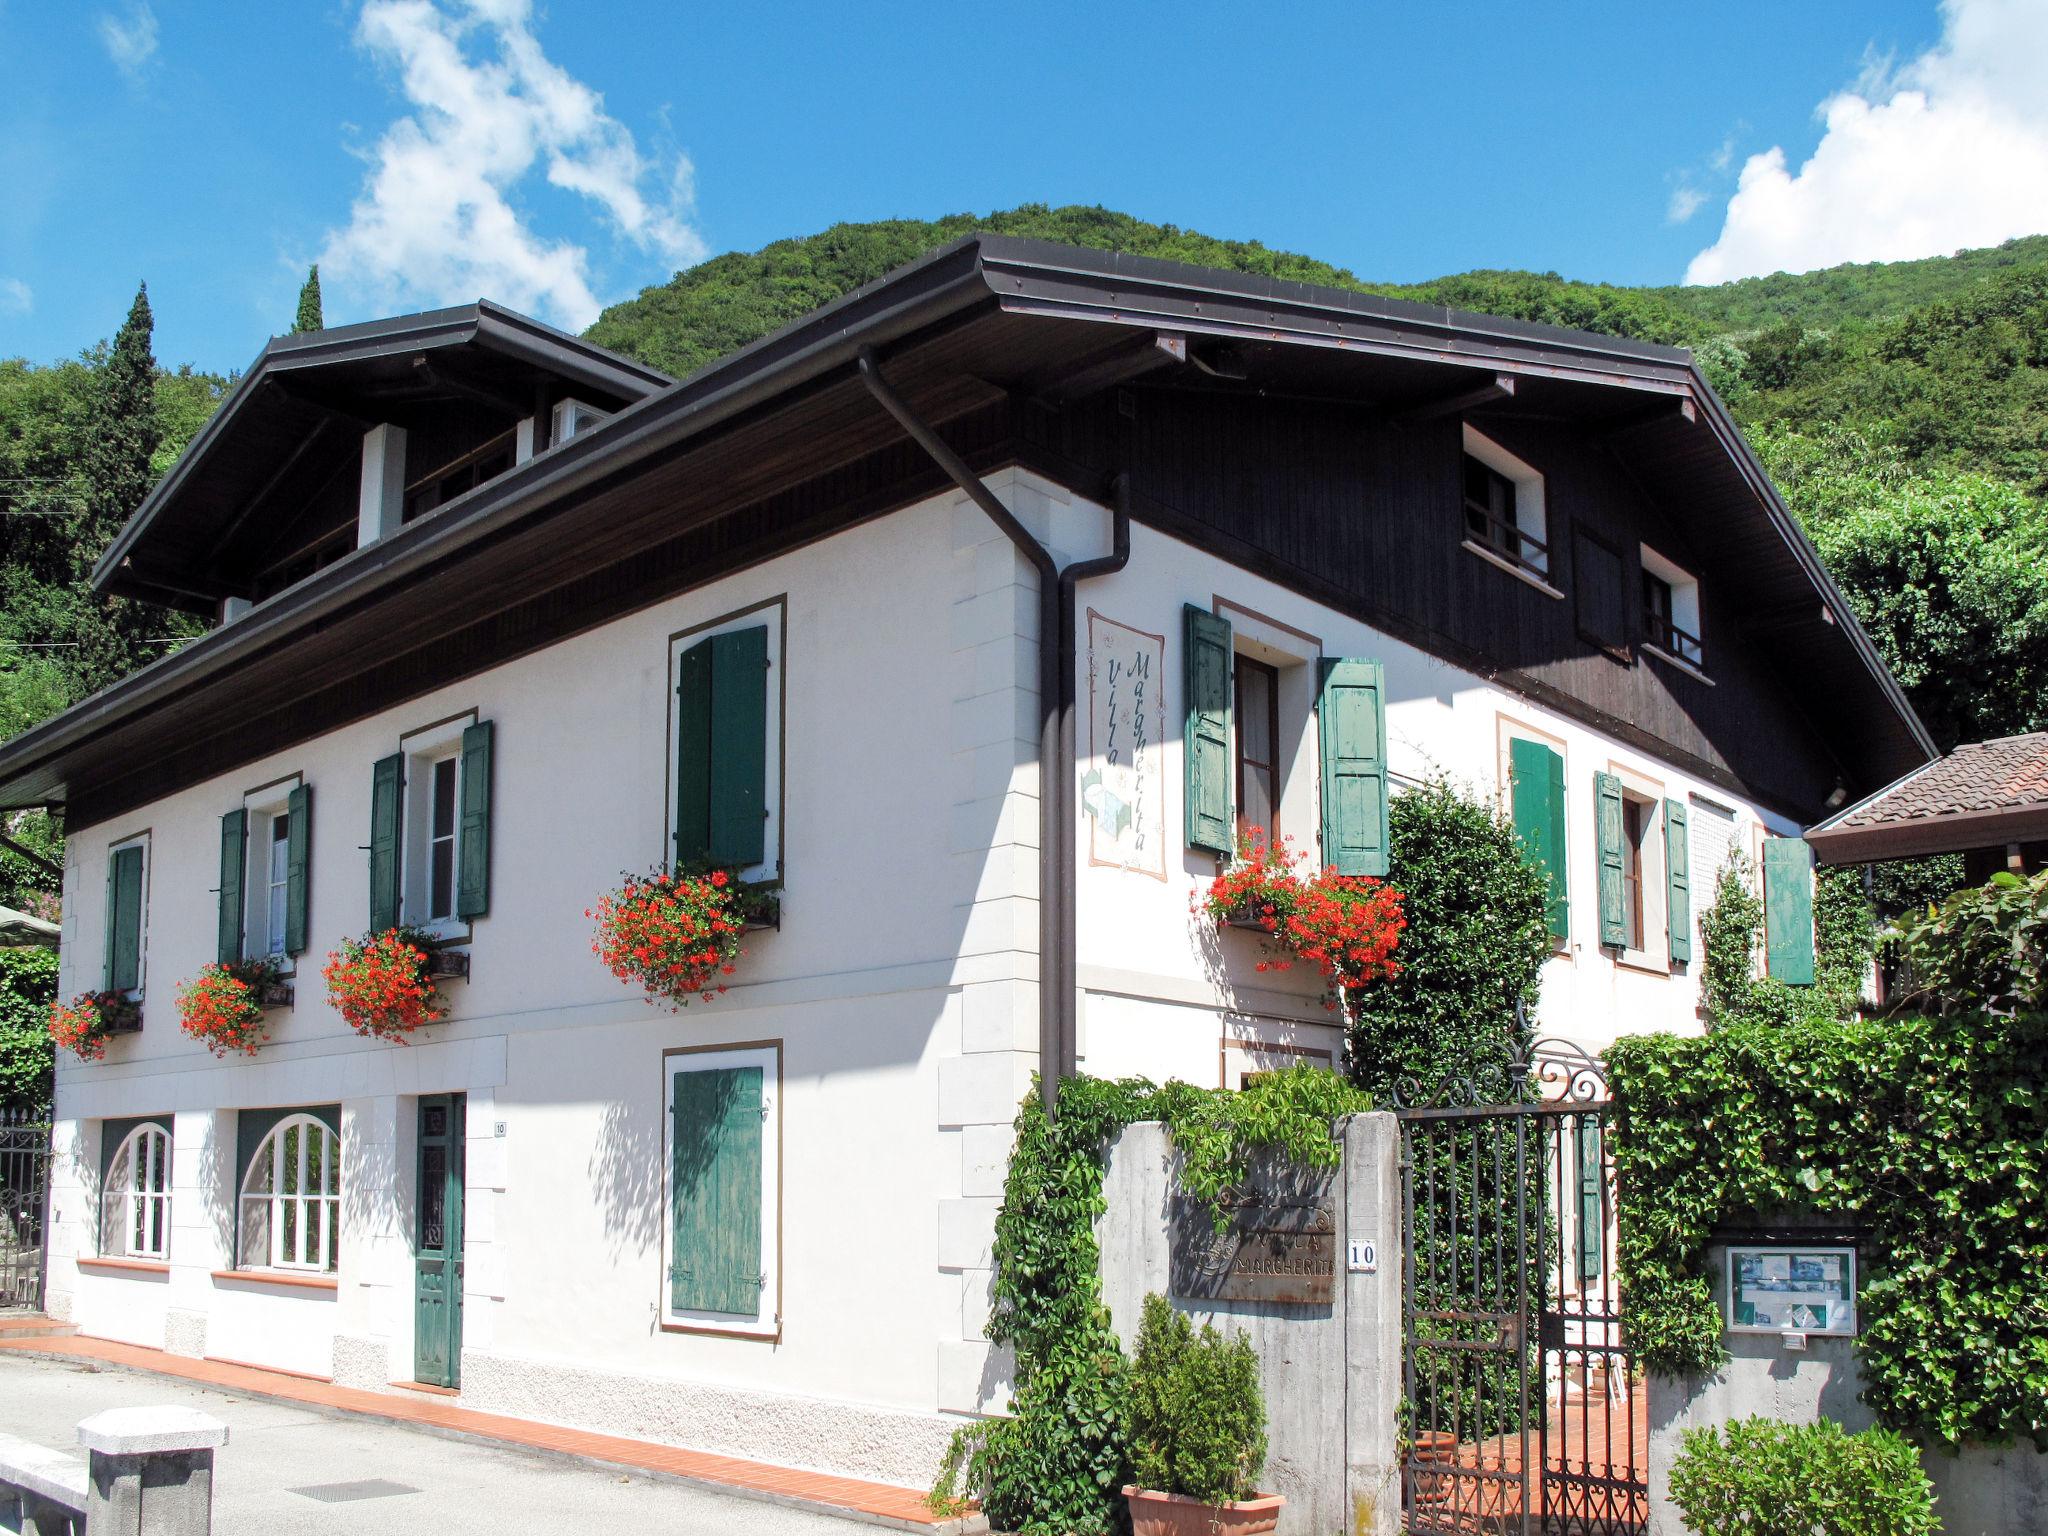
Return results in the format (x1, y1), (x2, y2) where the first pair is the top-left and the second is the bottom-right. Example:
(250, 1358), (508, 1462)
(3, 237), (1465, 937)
(289, 1478), (423, 1503)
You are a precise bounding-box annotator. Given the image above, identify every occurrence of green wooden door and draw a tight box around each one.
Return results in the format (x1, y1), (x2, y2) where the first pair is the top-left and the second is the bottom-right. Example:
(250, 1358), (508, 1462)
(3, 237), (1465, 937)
(670, 1065), (763, 1317)
(414, 1094), (466, 1388)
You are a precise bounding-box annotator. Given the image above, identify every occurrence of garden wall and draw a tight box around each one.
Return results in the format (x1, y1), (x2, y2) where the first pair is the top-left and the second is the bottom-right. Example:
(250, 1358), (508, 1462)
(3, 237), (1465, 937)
(1645, 1242), (2048, 1536)
(1095, 1114), (1402, 1536)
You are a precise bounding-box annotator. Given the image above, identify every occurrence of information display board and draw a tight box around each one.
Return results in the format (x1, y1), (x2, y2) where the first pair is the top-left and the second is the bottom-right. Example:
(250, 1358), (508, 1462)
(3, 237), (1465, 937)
(1725, 1245), (1857, 1336)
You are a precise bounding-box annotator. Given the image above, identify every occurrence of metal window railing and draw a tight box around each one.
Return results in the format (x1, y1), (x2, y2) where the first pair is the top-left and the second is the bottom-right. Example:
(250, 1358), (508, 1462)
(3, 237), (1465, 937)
(1463, 499), (1550, 578)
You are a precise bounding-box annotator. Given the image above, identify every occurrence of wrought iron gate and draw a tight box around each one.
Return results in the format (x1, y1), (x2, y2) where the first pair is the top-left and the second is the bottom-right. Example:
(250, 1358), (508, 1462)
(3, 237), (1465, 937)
(0, 1106), (52, 1311)
(1393, 1042), (1645, 1534)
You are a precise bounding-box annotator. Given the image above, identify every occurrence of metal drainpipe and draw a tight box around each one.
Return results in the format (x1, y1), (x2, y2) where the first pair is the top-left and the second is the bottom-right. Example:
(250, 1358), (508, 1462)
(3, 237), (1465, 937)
(1055, 475), (1132, 1086)
(856, 349), (1069, 1117)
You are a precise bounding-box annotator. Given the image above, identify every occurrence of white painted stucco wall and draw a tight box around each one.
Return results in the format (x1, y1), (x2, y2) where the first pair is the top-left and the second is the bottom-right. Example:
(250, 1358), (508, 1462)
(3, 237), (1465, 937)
(45, 466), (1802, 1488)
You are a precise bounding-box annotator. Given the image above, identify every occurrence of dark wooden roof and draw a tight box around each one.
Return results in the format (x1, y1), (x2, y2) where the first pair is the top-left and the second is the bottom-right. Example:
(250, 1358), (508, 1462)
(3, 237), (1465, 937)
(1808, 732), (2048, 863)
(0, 236), (1933, 828)
(93, 301), (672, 612)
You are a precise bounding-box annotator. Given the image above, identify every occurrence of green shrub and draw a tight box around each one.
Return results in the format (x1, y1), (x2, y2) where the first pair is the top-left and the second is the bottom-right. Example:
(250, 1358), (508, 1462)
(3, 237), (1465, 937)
(1888, 869), (2048, 1017)
(1128, 1294), (1268, 1504)
(0, 947), (58, 1109)
(1667, 1417), (1937, 1536)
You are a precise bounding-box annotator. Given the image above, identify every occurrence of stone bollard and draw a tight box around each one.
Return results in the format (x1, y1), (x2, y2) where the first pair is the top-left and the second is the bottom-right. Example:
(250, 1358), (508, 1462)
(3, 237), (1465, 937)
(75, 1406), (229, 1536)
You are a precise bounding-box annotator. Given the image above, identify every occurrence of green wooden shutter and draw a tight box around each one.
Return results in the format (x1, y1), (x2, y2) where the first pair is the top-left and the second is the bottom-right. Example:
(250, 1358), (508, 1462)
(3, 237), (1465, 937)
(1764, 836), (1816, 985)
(1575, 1119), (1603, 1281)
(670, 1064), (764, 1317)
(1509, 738), (1568, 940)
(1183, 605), (1234, 856)
(217, 809), (247, 965)
(456, 721), (493, 919)
(1665, 798), (1692, 964)
(107, 844), (144, 994)
(674, 636), (713, 866)
(1318, 658), (1389, 877)
(1595, 772), (1626, 949)
(708, 627), (768, 868)
(285, 784), (311, 956)
(369, 753), (403, 932)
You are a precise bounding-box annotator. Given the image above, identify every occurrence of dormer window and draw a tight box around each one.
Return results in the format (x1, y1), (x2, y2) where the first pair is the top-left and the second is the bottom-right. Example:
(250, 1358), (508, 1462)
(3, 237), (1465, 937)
(1640, 546), (1704, 671)
(551, 398), (607, 444)
(1460, 425), (1550, 584)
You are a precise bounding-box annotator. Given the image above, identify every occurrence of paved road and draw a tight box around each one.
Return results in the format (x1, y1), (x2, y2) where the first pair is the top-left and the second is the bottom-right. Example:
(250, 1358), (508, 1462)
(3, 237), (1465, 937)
(0, 1350), (871, 1536)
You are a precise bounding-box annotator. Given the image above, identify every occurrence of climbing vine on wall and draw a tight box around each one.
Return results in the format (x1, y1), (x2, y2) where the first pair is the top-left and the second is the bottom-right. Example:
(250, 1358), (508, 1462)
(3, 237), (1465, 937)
(929, 1066), (1370, 1534)
(1606, 1008), (2048, 1447)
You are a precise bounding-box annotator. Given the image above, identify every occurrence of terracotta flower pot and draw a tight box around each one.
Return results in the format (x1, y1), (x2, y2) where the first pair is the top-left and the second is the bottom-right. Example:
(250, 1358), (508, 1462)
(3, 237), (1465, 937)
(1123, 1486), (1285, 1536)
(1409, 1430), (1458, 1507)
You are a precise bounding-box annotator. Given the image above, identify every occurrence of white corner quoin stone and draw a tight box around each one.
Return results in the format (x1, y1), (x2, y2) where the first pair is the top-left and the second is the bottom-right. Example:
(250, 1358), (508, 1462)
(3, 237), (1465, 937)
(75, 1406), (230, 1456)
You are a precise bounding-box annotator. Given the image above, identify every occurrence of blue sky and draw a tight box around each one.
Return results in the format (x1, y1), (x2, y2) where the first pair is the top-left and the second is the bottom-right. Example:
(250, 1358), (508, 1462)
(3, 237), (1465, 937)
(2, 0), (2041, 376)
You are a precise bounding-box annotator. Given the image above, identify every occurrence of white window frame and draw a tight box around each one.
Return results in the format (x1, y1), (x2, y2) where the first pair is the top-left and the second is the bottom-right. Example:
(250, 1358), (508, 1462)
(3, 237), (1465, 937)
(399, 715), (472, 942)
(242, 776), (301, 969)
(102, 831), (152, 1001)
(665, 601), (785, 884)
(238, 1113), (341, 1274)
(662, 1044), (780, 1336)
(1609, 763), (1668, 973)
(1639, 544), (1706, 675)
(551, 397), (607, 444)
(1462, 424), (1554, 587)
(102, 1123), (172, 1261)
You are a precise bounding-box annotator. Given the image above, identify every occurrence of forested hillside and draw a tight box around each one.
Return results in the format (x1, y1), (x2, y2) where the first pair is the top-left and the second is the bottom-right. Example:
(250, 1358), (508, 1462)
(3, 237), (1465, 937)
(6, 207), (2047, 934)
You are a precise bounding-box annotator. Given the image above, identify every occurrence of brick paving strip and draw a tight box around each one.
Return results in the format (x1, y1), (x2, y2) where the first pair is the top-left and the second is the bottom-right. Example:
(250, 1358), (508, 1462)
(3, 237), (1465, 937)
(0, 1326), (978, 1535)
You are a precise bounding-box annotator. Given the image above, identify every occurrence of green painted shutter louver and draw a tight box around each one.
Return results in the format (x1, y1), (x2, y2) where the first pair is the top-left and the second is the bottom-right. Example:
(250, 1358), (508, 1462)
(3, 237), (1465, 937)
(107, 844), (144, 994)
(369, 753), (403, 932)
(1764, 836), (1816, 986)
(285, 784), (311, 956)
(674, 627), (770, 869)
(1665, 798), (1691, 965)
(1318, 658), (1390, 877)
(1594, 772), (1626, 949)
(1509, 737), (1568, 940)
(709, 628), (767, 868)
(1575, 1119), (1603, 1281)
(670, 1064), (764, 1317)
(1183, 605), (1234, 856)
(217, 809), (247, 965)
(457, 721), (493, 920)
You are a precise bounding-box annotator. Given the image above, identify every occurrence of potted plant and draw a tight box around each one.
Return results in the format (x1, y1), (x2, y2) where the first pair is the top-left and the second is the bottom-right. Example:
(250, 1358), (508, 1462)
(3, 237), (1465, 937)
(588, 863), (777, 1010)
(322, 926), (449, 1044)
(1123, 1293), (1284, 1536)
(47, 990), (141, 1062)
(1198, 832), (1405, 1011)
(175, 957), (284, 1058)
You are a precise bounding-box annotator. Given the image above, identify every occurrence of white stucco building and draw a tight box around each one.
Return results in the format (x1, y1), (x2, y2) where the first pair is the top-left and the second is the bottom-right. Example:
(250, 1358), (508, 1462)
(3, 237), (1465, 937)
(0, 241), (1931, 1488)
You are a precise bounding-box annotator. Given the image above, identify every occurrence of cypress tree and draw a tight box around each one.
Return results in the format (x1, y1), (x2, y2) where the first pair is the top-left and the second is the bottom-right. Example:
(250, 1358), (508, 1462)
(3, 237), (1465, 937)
(292, 265), (323, 334)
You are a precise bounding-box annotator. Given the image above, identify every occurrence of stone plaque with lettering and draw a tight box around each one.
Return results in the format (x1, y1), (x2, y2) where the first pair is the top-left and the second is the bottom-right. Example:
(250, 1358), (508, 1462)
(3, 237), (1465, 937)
(1170, 1171), (1337, 1306)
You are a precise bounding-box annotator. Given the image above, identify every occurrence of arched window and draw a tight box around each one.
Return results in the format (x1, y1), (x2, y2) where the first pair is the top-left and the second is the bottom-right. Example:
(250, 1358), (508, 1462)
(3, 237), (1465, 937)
(102, 1123), (171, 1260)
(239, 1114), (340, 1272)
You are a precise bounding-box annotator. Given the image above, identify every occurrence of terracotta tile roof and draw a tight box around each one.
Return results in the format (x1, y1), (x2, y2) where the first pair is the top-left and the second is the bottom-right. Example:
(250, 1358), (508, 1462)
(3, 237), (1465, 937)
(1830, 732), (2048, 829)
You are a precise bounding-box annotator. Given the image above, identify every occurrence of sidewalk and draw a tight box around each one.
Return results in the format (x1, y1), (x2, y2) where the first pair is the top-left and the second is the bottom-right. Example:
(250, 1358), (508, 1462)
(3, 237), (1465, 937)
(0, 1332), (973, 1535)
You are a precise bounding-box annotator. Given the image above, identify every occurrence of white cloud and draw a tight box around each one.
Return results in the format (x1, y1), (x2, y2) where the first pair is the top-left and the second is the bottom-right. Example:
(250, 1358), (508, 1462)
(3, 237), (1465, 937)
(0, 277), (30, 316)
(1666, 185), (1708, 225)
(1685, 0), (2048, 285)
(96, 2), (158, 80)
(318, 0), (707, 331)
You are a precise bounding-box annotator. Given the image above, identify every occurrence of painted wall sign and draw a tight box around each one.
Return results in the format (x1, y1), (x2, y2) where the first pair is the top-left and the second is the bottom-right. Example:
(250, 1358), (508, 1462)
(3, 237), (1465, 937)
(1171, 1177), (1337, 1306)
(1084, 609), (1168, 881)
(1725, 1245), (1856, 1336)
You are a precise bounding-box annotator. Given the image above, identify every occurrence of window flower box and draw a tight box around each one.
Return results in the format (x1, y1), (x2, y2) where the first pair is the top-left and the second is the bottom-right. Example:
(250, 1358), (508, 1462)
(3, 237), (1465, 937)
(177, 957), (285, 1058)
(323, 927), (451, 1045)
(424, 948), (469, 981)
(1199, 834), (1404, 1011)
(48, 991), (141, 1061)
(258, 981), (295, 1009)
(590, 864), (778, 1010)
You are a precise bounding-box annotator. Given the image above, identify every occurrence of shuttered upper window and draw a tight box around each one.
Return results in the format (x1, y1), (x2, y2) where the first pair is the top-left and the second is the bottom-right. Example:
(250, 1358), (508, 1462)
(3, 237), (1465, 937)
(104, 835), (149, 997)
(222, 780), (312, 967)
(664, 1044), (780, 1336)
(668, 607), (781, 880)
(370, 715), (493, 938)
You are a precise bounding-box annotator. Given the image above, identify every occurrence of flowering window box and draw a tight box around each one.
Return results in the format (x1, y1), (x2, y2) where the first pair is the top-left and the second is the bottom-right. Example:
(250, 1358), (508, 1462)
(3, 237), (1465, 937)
(424, 949), (470, 981)
(101, 997), (144, 1036)
(258, 981), (295, 1009)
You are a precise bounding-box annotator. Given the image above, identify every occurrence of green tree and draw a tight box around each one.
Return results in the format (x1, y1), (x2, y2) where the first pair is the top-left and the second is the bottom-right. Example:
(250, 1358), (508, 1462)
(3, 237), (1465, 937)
(291, 264), (323, 334)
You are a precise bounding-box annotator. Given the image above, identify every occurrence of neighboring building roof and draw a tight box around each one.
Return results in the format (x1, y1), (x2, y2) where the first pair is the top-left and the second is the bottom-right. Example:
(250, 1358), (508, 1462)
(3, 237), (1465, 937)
(0, 235), (1935, 825)
(93, 300), (673, 613)
(0, 904), (60, 948)
(1807, 731), (2048, 864)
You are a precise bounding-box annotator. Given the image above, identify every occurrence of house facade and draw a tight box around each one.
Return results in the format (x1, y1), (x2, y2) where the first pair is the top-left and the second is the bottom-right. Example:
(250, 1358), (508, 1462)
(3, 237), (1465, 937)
(0, 240), (1931, 1487)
